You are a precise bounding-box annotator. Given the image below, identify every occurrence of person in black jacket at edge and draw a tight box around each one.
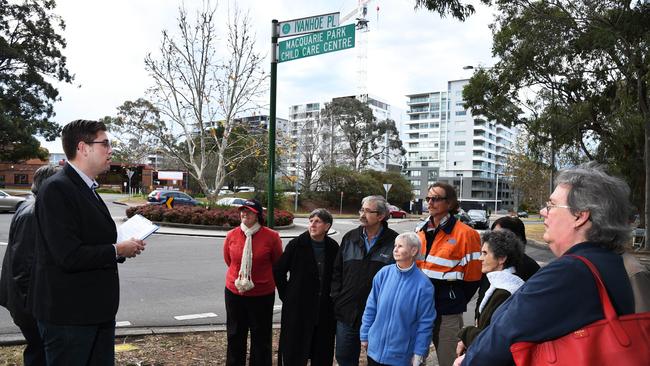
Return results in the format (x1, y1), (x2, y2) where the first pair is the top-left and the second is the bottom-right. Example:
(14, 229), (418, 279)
(273, 208), (339, 366)
(474, 216), (540, 320)
(0, 165), (60, 366)
(330, 195), (399, 366)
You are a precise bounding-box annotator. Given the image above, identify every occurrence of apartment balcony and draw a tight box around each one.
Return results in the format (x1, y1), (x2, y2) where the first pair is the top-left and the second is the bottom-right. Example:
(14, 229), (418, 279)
(407, 96), (430, 105)
(408, 106), (430, 114)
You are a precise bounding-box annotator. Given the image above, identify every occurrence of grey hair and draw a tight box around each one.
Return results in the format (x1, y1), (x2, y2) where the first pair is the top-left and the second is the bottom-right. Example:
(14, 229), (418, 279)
(395, 232), (421, 252)
(361, 195), (390, 221)
(32, 165), (61, 195)
(309, 208), (333, 225)
(481, 230), (523, 269)
(555, 162), (632, 252)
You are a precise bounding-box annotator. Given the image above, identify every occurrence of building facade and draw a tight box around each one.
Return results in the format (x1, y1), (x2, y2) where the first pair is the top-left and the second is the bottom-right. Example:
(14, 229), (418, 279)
(403, 79), (517, 212)
(285, 94), (402, 189)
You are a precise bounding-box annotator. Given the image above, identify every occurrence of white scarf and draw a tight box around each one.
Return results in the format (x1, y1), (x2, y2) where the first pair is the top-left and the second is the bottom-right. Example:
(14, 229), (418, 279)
(479, 266), (524, 314)
(235, 222), (261, 293)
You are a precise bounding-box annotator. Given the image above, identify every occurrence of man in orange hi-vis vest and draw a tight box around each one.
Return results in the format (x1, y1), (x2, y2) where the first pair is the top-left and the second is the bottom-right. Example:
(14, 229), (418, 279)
(415, 182), (481, 366)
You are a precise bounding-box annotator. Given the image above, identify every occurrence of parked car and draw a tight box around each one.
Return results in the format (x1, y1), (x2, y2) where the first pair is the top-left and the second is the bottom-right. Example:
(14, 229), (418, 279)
(517, 211), (529, 218)
(388, 205), (407, 219)
(0, 190), (27, 212)
(234, 186), (255, 193)
(467, 209), (490, 229)
(147, 189), (198, 206)
(216, 197), (249, 207)
(456, 209), (476, 228)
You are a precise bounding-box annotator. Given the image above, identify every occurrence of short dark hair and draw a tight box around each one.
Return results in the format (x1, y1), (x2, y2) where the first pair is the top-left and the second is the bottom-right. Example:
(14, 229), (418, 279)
(62, 120), (107, 160)
(428, 182), (459, 214)
(481, 230), (523, 269)
(32, 165), (61, 195)
(491, 216), (527, 244)
(309, 208), (333, 225)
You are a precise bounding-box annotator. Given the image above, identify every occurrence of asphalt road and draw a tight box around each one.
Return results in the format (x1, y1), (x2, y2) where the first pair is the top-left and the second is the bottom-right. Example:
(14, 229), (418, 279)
(0, 195), (556, 336)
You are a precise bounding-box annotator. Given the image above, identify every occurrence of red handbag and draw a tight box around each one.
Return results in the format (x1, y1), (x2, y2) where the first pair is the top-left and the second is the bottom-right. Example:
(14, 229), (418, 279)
(510, 255), (650, 366)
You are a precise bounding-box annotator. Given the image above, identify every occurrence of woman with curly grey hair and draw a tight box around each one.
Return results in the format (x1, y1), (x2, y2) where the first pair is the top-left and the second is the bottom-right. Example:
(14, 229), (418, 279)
(455, 230), (524, 357)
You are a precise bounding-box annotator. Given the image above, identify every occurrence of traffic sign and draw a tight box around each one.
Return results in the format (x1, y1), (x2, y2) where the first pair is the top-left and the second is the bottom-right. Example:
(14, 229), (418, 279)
(278, 23), (355, 63)
(278, 12), (340, 38)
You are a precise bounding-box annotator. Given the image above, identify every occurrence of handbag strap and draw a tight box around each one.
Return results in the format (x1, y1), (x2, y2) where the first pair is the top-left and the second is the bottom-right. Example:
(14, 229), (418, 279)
(566, 254), (631, 346)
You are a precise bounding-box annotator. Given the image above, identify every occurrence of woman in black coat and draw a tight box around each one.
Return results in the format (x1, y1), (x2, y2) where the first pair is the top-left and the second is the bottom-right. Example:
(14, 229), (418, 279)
(273, 209), (339, 366)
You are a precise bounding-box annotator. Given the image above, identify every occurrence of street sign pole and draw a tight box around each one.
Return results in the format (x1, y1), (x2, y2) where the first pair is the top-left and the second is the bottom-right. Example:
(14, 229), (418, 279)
(268, 20), (279, 228)
(383, 183), (392, 201)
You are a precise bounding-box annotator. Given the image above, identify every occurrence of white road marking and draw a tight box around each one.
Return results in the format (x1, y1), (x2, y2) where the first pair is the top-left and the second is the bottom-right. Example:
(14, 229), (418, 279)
(0, 242), (7, 246)
(116, 321), (132, 327)
(174, 312), (217, 321)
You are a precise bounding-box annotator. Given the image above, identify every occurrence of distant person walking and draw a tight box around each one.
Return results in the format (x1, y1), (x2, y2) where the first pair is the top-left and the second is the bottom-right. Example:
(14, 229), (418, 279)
(0, 165), (59, 366)
(455, 163), (635, 365)
(360, 232), (436, 366)
(273, 209), (339, 366)
(223, 199), (282, 366)
(331, 195), (398, 366)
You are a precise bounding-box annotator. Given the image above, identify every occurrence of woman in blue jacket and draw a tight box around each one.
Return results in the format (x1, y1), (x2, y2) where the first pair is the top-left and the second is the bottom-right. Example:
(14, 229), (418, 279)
(360, 232), (436, 366)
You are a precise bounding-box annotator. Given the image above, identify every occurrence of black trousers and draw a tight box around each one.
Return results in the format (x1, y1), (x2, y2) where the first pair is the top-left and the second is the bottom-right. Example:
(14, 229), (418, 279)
(11, 310), (45, 366)
(38, 320), (115, 366)
(225, 288), (274, 366)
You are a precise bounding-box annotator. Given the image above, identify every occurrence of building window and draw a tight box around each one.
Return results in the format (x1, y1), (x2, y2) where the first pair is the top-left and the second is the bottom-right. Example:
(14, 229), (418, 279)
(14, 174), (28, 185)
(412, 189), (421, 196)
(455, 110), (467, 116)
(411, 171), (421, 177)
(454, 141), (466, 146)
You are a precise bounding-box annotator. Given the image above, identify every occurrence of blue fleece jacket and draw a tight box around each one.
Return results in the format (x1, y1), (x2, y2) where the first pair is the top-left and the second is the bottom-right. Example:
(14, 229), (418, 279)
(360, 263), (436, 365)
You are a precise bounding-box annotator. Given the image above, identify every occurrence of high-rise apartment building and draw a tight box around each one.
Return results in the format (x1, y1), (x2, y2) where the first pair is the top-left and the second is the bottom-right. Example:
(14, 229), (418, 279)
(286, 94), (401, 189)
(403, 79), (517, 212)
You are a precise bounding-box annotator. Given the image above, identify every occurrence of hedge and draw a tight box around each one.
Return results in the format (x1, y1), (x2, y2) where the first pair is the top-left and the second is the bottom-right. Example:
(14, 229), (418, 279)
(125, 204), (294, 227)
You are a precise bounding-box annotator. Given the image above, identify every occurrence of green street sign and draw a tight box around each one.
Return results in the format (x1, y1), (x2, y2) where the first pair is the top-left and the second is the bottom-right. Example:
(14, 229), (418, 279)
(278, 23), (355, 63)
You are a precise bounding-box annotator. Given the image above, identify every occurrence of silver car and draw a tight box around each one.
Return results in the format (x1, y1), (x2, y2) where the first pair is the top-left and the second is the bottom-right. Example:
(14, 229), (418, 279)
(0, 190), (27, 212)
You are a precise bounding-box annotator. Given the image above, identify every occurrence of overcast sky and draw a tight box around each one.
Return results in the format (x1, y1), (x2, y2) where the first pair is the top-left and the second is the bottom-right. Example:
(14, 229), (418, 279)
(40, 0), (496, 153)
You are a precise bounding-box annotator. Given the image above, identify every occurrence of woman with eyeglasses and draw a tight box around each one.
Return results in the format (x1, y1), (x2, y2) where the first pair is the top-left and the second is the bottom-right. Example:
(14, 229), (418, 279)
(455, 163), (635, 366)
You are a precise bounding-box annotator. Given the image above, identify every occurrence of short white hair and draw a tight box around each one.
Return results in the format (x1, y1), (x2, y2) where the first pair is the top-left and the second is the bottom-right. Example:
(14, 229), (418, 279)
(395, 232), (421, 251)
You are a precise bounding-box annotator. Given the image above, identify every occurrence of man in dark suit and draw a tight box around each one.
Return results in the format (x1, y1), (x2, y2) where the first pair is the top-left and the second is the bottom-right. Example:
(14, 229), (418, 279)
(30, 120), (146, 365)
(0, 165), (60, 366)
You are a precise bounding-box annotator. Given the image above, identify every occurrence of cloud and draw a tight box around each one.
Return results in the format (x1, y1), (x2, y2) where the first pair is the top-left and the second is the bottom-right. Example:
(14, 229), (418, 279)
(43, 0), (496, 153)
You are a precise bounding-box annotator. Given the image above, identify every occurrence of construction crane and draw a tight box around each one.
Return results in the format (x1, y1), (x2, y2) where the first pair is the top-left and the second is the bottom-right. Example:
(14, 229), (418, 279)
(340, 0), (375, 98)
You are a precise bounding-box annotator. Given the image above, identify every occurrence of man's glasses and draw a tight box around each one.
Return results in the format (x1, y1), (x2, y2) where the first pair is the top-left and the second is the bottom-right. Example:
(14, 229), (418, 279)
(359, 208), (380, 215)
(541, 202), (572, 213)
(86, 139), (111, 148)
(425, 196), (447, 203)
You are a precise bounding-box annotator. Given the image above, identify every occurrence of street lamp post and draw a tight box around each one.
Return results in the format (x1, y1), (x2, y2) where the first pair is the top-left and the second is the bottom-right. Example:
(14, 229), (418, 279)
(494, 172), (499, 212)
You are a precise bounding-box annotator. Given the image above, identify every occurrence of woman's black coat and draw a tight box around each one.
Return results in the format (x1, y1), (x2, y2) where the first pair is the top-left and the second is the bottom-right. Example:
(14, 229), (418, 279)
(273, 231), (339, 366)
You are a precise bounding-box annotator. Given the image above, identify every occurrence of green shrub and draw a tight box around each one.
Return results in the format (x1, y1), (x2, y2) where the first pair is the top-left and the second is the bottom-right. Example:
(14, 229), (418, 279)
(125, 204), (294, 227)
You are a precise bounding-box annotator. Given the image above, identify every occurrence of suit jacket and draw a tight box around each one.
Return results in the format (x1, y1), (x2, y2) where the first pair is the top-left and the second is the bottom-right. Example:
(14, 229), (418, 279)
(30, 163), (120, 325)
(0, 200), (37, 315)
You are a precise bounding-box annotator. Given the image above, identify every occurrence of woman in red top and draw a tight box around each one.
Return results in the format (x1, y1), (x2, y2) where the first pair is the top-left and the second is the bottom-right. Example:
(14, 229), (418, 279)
(223, 199), (283, 366)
